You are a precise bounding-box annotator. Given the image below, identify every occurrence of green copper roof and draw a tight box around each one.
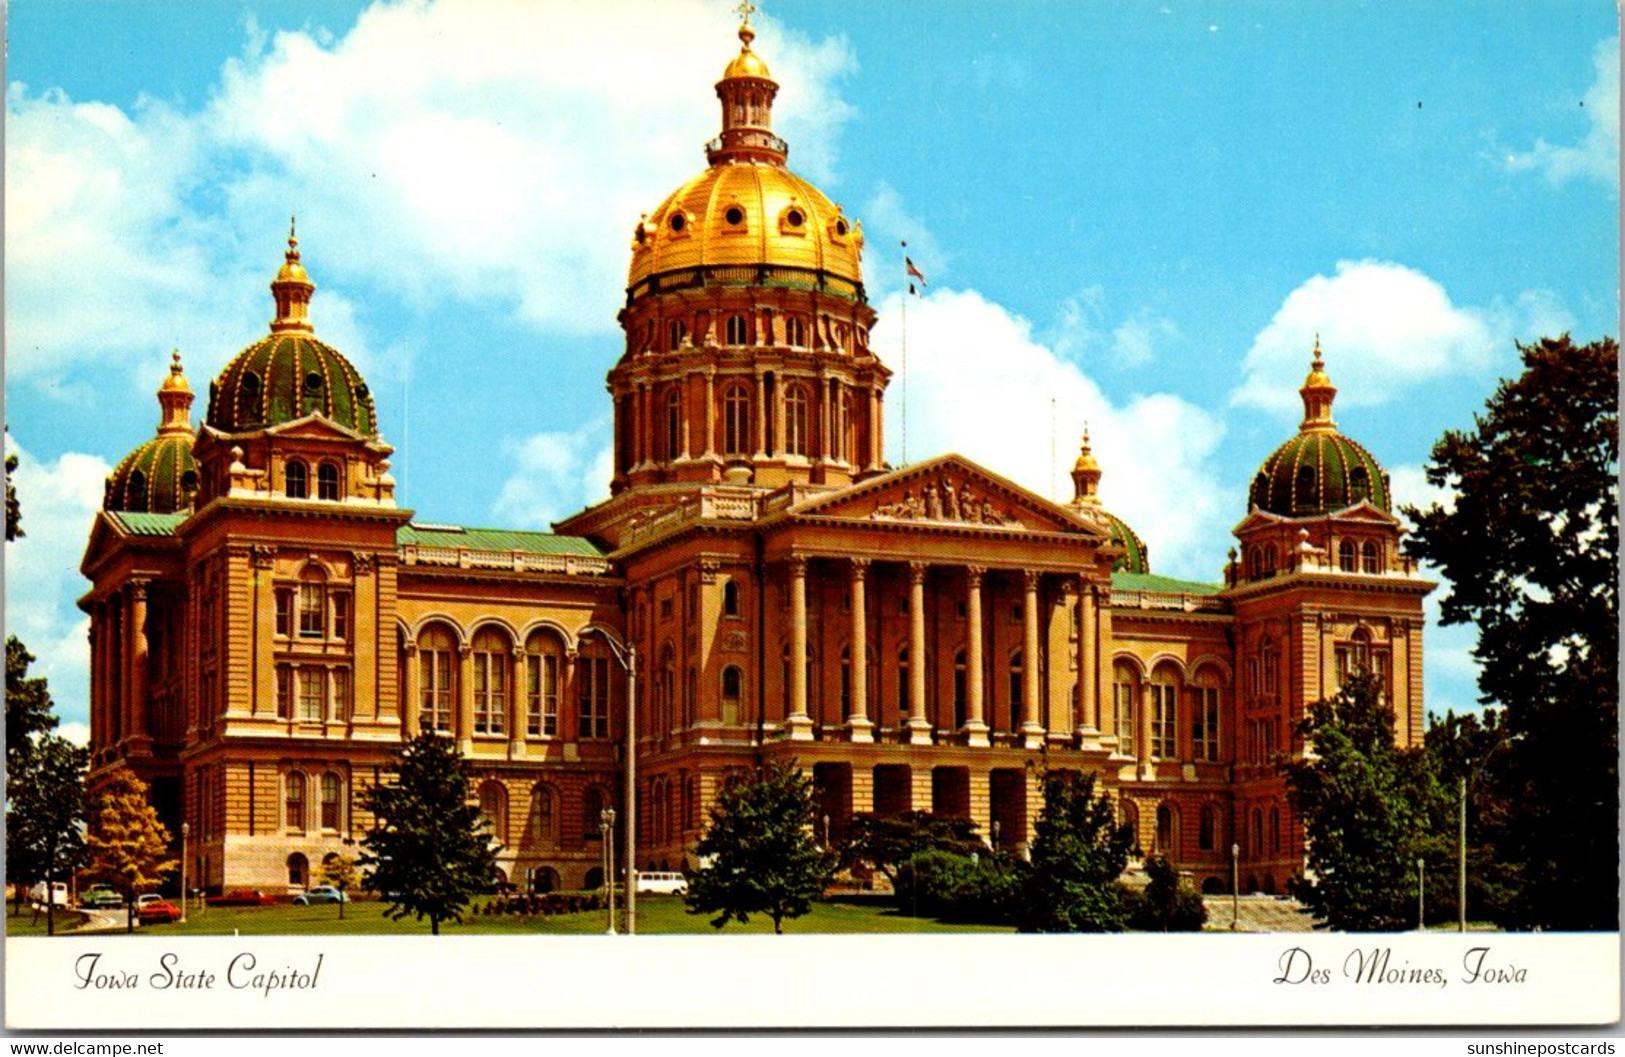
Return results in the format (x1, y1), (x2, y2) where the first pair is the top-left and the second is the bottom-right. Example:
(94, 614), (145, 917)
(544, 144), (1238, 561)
(1111, 571), (1222, 596)
(1099, 509), (1150, 574)
(110, 511), (188, 536)
(207, 333), (377, 437)
(105, 434), (199, 515)
(1249, 430), (1390, 517)
(398, 523), (608, 556)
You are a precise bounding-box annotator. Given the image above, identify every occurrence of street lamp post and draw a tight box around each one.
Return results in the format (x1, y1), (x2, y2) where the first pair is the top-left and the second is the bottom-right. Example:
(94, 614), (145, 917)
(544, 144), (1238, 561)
(180, 821), (189, 924)
(1457, 775), (1468, 933)
(1230, 843), (1240, 931)
(822, 813), (830, 851)
(602, 807), (617, 935)
(1417, 858), (1425, 932)
(584, 627), (637, 936)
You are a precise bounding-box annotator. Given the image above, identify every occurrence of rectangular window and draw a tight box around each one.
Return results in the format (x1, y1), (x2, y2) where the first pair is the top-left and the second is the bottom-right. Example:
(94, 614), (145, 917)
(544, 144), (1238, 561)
(331, 593), (350, 642)
(578, 656), (610, 739)
(298, 584), (325, 638)
(331, 667), (351, 722)
(275, 589), (292, 638)
(1151, 684), (1177, 759)
(298, 668), (325, 721)
(1192, 686), (1220, 762)
(1114, 683), (1135, 757)
(421, 651), (453, 732)
(474, 653), (506, 735)
(276, 665), (292, 719)
(527, 654), (559, 737)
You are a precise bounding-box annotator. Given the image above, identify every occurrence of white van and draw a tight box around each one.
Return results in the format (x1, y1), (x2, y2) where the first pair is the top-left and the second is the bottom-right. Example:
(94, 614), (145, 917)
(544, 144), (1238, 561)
(28, 882), (69, 907)
(635, 871), (687, 895)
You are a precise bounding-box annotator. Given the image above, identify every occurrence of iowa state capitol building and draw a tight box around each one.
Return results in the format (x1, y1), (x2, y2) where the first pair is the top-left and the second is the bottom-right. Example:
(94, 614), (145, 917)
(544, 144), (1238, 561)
(82, 18), (1431, 898)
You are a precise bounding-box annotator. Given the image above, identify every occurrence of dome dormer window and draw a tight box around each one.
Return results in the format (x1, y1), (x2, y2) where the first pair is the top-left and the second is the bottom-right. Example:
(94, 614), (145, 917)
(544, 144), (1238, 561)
(668, 211), (690, 235)
(725, 315), (749, 346)
(286, 459), (308, 499)
(723, 205), (746, 227)
(317, 462), (341, 502)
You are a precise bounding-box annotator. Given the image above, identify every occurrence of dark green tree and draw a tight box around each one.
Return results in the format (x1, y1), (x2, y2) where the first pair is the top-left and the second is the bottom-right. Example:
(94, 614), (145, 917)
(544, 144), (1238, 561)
(845, 810), (983, 889)
(7, 733), (89, 933)
(1420, 709), (1518, 926)
(7, 637), (59, 774)
(1017, 770), (1135, 932)
(6, 439), (22, 541)
(1129, 855), (1208, 932)
(1404, 335), (1618, 930)
(1284, 673), (1432, 931)
(358, 732), (497, 935)
(685, 760), (833, 933)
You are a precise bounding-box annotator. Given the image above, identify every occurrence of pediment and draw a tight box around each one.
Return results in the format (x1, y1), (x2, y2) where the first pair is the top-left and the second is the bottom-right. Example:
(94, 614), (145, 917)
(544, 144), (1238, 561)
(790, 453), (1107, 537)
(1232, 499), (1398, 536)
(264, 414), (369, 443)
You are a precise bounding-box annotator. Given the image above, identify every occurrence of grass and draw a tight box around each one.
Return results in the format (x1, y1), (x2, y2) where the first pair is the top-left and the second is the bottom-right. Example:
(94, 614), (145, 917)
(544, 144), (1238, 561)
(5, 906), (91, 936)
(14, 894), (1012, 937)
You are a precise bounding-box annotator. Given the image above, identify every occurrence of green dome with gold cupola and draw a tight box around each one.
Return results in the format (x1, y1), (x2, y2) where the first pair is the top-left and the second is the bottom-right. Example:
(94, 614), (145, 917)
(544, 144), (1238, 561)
(205, 226), (378, 438)
(104, 351), (200, 514)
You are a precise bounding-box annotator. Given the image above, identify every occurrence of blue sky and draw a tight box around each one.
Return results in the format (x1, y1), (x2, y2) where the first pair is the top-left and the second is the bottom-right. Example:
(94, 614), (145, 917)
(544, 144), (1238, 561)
(6, 0), (1618, 740)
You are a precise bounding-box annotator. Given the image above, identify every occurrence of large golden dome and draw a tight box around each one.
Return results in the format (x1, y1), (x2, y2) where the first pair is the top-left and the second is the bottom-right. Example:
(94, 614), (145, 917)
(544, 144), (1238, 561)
(626, 19), (864, 299)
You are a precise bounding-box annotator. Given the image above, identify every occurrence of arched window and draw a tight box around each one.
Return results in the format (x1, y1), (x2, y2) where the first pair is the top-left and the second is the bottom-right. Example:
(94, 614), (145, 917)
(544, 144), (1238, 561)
(1262, 544), (1277, 575)
(285, 771), (307, 831)
(723, 384), (751, 456)
(723, 579), (740, 617)
(721, 665), (743, 725)
(528, 783), (557, 844)
(786, 316), (806, 347)
(837, 392), (855, 463)
(1251, 808), (1265, 857)
(1296, 464), (1318, 508)
(784, 384), (809, 456)
(471, 627), (509, 736)
(1150, 665), (1179, 760)
(726, 314), (749, 346)
(298, 565), (327, 639)
(126, 471), (149, 513)
(287, 852), (308, 889)
(658, 644), (676, 733)
(478, 780), (507, 845)
(528, 866), (559, 893)
(577, 640), (612, 740)
(1350, 465), (1370, 501)
(317, 462), (340, 501)
(1270, 805), (1282, 854)
(665, 388), (682, 460)
(1155, 803), (1175, 856)
(1338, 539), (1357, 572)
(285, 459), (308, 499)
(320, 772), (342, 831)
(1113, 662), (1137, 758)
(524, 629), (564, 737)
(583, 867), (604, 890)
(668, 320), (686, 350)
(1198, 804), (1220, 851)
(1191, 667), (1222, 763)
(1360, 541), (1380, 574)
(584, 786), (608, 842)
(953, 649), (968, 729)
(417, 624), (457, 733)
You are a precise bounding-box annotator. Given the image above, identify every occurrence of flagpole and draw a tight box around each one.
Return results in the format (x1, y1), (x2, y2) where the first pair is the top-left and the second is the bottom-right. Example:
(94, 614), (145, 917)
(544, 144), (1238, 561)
(900, 240), (909, 466)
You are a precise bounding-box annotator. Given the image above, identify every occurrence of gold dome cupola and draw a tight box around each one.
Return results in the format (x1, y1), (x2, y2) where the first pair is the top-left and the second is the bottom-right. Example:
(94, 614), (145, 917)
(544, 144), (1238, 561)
(1067, 426), (1149, 574)
(270, 218), (316, 334)
(708, 11), (786, 167)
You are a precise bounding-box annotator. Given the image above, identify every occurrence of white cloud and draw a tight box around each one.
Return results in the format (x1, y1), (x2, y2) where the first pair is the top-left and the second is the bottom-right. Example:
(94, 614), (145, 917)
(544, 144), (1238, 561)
(492, 424), (613, 529)
(1505, 36), (1620, 187)
(1110, 309), (1180, 369)
(1044, 290), (1178, 370)
(1387, 462), (1456, 526)
(56, 722), (91, 749)
(863, 182), (948, 294)
(874, 287), (1228, 579)
(3, 435), (111, 728)
(1232, 260), (1521, 414)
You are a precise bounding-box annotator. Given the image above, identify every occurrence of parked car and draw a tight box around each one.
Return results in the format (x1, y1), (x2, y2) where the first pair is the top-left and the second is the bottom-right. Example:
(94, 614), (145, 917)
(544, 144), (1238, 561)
(292, 885), (348, 905)
(206, 889), (276, 907)
(137, 899), (182, 924)
(28, 882), (69, 907)
(81, 885), (123, 910)
(136, 893), (163, 909)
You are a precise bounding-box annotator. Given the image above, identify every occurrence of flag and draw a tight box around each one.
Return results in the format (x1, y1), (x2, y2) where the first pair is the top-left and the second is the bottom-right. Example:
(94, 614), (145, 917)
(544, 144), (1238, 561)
(906, 256), (927, 294)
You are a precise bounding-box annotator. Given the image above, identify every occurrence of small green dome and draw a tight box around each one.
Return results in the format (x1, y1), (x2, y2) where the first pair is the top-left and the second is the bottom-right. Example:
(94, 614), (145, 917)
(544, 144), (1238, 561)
(1250, 430), (1390, 517)
(105, 434), (199, 514)
(1101, 509), (1150, 574)
(206, 332), (377, 437)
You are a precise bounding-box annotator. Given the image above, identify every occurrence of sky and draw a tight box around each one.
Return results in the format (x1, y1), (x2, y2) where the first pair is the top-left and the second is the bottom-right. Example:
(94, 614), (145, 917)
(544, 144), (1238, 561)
(5, 0), (1619, 742)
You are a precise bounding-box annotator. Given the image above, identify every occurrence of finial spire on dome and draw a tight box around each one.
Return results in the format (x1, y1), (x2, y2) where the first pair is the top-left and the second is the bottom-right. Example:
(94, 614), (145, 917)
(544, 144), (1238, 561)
(710, 2), (785, 166)
(1071, 422), (1102, 505)
(270, 217), (316, 334)
(1299, 336), (1338, 431)
(156, 350), (195, 436)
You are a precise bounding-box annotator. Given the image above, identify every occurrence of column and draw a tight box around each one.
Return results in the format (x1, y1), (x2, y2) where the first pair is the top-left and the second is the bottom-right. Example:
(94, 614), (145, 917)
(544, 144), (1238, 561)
(702, 371), (717, 459)
(1077, 578), (1098, 734)
(129, 580), (150, 742)
(869, 386), (884, 471)
(754, 371), (769, 457)
(562, 651), (580, 761)
(509, 647), (526, 757)
(402, 642), (420, 738)
(457, 643), (474, 753)
(88, 610), (103, 753)
(1020, 571), (1044, 748)
(906, 562), (932, 744)
(962, 567), (989, 746)
(1139, 680), (1155, 778)
(846, 559), (873, 741)
(784, 557), (813, 740)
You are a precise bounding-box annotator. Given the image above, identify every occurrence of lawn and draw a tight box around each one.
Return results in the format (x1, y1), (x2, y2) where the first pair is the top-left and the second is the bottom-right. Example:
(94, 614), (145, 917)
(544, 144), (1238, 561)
(16, 894), (1012, 937)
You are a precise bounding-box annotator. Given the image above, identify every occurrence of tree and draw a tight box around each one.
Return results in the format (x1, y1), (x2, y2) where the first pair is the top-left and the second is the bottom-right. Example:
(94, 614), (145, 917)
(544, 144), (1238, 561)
(845, 810), (984, 889)
(85, 765), (176, 933)
(6, 438), (22, 541)
(1421, 709), (1519, 927)
(7, 637), (58, 773)
(1283, 673), (1432, 931)
(685, 760), (833, 933)
(7, 733), (89, 933)
(1129, 855), (1208, 932)
(1017, 770), (1135, 933)
(358, 732), (496, 935)
(1403, 335), (1618, 930)
(319, 853), (359, 921)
